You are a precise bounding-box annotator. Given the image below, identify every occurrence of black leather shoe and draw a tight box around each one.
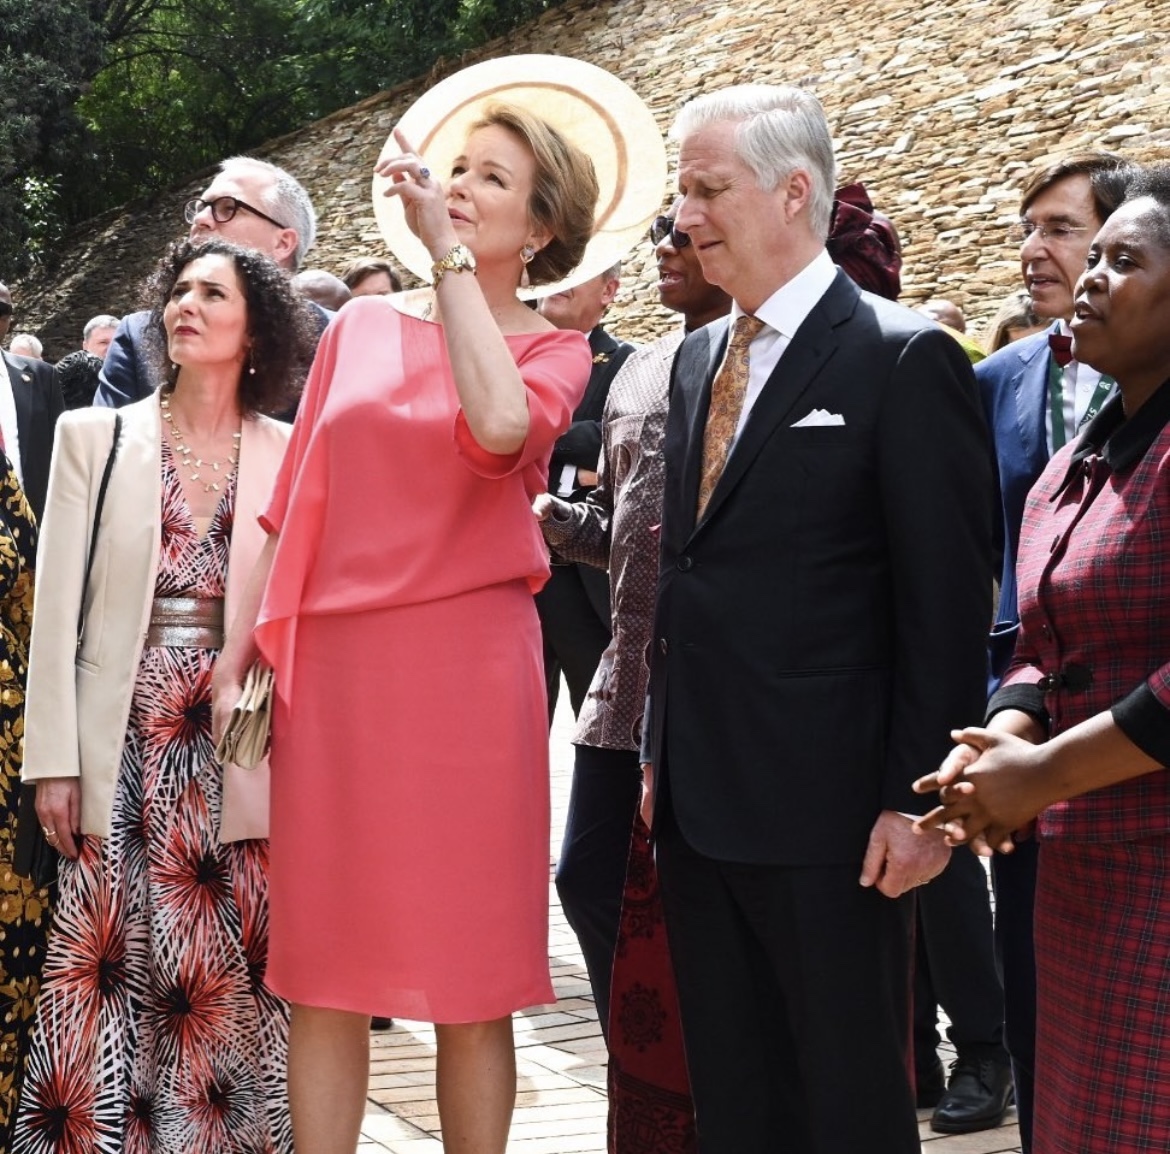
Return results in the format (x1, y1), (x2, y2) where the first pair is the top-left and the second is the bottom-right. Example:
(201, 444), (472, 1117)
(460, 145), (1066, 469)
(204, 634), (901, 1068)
(915, 1058), (946, 1109)
(370, 1016), (395, 1031)
(930, 1054), (1014, 1133)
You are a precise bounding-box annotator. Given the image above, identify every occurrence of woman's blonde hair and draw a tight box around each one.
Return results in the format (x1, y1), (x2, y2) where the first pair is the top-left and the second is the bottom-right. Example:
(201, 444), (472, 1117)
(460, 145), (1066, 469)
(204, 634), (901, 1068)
(471, 105), (598, 286)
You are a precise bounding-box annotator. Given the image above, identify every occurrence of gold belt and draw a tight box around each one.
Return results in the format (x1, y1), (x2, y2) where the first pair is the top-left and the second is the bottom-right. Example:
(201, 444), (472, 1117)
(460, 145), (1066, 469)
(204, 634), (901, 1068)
(146, 596), (225, 649)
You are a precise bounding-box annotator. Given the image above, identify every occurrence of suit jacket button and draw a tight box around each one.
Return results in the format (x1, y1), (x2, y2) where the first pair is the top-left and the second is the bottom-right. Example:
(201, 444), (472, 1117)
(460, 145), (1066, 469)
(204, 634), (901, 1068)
(676, 555), (693, 572)
(658, 638), (669, 655)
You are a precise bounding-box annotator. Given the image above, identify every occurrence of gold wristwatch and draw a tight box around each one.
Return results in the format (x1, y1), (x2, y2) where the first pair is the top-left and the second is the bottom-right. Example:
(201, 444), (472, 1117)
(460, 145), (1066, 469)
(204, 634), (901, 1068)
(431, 243), (477, 286)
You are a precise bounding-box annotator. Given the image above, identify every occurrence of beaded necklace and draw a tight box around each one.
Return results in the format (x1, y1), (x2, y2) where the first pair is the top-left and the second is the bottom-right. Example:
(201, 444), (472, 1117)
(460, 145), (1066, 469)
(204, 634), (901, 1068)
(161, 395), (241, 493)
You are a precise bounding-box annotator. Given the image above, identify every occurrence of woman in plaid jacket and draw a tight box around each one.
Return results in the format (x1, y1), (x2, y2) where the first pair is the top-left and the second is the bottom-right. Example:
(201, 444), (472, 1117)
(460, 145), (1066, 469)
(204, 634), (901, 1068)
(917, 164), (1170, 1153)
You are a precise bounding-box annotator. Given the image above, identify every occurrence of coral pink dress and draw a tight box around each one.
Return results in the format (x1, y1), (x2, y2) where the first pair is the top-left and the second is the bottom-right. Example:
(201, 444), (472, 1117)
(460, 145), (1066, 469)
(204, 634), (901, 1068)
(256, 297), (589, 1023)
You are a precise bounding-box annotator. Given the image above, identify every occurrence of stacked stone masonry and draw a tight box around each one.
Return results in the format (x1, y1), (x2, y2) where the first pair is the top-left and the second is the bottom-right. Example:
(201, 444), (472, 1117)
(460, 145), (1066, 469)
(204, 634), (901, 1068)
(13, 0), (1170, 358)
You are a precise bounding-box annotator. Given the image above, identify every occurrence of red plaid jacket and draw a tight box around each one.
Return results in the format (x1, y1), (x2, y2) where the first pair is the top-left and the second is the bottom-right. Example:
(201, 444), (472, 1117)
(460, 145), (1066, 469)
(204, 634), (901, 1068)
(991, 382), (1170, 842)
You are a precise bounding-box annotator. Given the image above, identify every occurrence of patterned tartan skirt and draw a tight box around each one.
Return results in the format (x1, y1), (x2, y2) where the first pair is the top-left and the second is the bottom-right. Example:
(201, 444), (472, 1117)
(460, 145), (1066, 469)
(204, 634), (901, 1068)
(1034, 837), (1170, 1153)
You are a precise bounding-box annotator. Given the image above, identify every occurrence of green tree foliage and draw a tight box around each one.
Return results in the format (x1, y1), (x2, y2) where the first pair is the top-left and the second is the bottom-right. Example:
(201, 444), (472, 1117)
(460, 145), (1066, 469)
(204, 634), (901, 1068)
(0, 0), (104, 275)
(5, 0), (561, 276)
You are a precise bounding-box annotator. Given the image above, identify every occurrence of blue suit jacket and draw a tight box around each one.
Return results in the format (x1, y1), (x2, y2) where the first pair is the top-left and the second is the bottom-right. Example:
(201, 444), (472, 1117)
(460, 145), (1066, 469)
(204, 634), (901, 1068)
(974, 325), (1057, 686)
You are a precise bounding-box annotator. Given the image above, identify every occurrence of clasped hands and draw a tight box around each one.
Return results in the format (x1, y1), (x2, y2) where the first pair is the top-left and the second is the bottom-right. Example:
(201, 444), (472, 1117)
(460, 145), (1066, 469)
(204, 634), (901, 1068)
(912, 726), (1053, 856)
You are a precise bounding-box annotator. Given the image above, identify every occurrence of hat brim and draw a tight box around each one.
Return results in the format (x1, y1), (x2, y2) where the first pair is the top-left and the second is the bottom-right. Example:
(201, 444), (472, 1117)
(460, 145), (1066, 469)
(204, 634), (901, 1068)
(372, 55), (668, 298)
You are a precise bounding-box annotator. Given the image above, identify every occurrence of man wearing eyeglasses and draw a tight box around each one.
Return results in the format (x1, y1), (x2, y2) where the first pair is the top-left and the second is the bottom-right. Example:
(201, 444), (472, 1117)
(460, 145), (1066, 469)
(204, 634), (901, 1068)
(974, 151), (1136, 1153)
(95, 156), (321, 410)
(0, 281), (65, 521)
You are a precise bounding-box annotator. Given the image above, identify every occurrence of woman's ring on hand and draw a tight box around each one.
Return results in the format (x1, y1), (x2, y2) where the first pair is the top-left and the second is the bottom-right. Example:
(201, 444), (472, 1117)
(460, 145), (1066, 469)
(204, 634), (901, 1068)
(418, 166), (431, 180)
(41, 827), (56, 839)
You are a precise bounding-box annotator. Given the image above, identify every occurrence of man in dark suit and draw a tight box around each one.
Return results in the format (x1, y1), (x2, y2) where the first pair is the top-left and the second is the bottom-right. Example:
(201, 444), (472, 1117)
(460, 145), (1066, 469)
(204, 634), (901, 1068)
(96, 155), (324, 410)
(974, 151), (1136, 1153)
(0, 342), (64, 522)
(535, 265), (635, 719)
(643, 85), (992, 1153)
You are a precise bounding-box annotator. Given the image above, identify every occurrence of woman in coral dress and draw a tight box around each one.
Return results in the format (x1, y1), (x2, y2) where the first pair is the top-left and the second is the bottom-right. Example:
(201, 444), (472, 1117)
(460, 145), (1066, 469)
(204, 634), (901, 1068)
(214, 106), (595, 1153)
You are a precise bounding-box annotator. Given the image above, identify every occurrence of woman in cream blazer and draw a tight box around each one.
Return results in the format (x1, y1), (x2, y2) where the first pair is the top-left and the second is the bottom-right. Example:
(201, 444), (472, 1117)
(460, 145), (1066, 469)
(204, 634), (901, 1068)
(14, 238), (314, 1154)
(22, 394), (288, 839)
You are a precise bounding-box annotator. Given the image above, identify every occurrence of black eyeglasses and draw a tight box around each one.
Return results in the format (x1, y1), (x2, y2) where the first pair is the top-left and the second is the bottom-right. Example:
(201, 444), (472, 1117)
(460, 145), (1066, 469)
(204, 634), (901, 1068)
(184, 195), (288, 231)
(649, 215), (691, 249)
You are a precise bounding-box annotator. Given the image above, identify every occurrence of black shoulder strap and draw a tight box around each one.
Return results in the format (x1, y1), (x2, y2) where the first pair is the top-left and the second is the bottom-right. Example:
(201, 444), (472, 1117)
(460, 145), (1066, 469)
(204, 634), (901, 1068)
(77, 414), (122, 646)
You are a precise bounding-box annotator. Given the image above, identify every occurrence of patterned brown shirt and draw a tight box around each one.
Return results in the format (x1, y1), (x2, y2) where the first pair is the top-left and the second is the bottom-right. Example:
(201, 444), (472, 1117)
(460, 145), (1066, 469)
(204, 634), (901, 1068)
(542, 330), (683, 751)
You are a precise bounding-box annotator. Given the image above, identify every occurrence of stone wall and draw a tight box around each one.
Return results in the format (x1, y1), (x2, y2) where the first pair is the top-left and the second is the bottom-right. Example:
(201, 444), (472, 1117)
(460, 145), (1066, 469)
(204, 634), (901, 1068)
(12, 0), (1169, 359)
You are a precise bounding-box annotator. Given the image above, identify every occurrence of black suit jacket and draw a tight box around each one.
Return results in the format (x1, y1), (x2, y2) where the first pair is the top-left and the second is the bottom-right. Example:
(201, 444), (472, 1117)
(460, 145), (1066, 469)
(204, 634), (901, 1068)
(547, 325), (636, 499)
(2, 350), (64, 522)
(648, 270), (992, 866)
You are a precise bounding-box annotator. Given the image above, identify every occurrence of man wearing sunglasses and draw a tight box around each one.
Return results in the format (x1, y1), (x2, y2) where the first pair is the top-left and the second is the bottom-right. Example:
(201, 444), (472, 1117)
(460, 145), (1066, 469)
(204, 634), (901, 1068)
(535, 201), (728, 1054)
(0, 281), (65, 521)
(95, 156), (321, 410)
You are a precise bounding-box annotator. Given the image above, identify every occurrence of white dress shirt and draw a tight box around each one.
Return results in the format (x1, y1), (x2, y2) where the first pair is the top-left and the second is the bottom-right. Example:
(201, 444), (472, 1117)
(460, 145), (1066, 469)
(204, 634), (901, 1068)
(725, 248), (839, 450)
(1044, 318), (1115, 455)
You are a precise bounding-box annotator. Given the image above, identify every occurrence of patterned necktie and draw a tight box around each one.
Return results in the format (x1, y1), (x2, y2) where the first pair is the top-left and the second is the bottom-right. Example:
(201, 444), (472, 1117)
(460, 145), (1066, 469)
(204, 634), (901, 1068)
(1048, 332), (1073, 367)
(696, 314), (766, 518)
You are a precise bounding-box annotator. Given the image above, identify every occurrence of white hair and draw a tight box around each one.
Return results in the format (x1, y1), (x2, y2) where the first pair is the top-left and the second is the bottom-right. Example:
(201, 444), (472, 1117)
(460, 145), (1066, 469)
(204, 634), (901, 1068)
(220, 156), (318, 270)
(83, 314), (120, 341)
(9, 334), (42, 358)
(671, 85), (837, 239)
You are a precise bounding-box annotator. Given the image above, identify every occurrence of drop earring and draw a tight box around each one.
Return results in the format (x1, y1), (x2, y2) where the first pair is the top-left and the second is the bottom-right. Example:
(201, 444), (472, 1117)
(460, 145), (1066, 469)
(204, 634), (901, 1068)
(519, 244), (535, 290)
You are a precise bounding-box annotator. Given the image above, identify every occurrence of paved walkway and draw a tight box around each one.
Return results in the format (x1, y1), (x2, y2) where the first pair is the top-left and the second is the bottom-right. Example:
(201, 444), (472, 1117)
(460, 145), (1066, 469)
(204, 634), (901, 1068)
(356, 697), (1022, 1153)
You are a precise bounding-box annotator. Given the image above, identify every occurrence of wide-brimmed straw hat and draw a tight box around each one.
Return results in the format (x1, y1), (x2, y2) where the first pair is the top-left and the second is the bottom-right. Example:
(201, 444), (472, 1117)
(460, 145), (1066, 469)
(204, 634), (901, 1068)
(371, 54), (668, 297)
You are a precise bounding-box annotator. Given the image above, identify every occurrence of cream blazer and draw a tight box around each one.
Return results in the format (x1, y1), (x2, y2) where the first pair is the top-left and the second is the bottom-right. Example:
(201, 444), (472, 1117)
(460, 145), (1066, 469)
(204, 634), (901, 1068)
(22, 394), (290, 841)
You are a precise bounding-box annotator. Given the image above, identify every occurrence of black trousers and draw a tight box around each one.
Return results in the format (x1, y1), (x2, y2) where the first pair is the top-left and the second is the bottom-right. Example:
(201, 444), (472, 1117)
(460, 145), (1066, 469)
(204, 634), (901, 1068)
(991, 838), (1038, 1152)
(914, 848), (1007, 1067)
(554, 744), (642, 1038)
(656, 810), (919, 1154)
(534, 563), (611, 722)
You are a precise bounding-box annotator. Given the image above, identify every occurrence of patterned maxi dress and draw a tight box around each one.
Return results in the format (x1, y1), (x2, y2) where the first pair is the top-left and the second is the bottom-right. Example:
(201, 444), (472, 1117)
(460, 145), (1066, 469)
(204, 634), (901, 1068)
(0, 456), (45, 1150)
(14, 447), (291, 1154)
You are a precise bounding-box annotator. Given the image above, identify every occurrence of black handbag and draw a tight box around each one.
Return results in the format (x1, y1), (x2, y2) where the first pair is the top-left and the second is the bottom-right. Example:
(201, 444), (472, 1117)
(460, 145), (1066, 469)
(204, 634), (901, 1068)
(13, 414), (122, 887)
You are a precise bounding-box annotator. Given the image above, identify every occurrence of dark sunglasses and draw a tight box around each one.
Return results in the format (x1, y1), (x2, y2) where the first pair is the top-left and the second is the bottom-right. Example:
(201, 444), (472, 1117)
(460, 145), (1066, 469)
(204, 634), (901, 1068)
(184, 195), (288, 231)
(649, 215), (691, 249)
(0, 302), (11, 318)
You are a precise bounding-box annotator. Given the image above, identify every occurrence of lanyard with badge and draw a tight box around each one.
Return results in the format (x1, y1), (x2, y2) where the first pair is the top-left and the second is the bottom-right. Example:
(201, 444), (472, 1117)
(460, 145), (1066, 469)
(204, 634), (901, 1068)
(1047, 356), (1114, 450)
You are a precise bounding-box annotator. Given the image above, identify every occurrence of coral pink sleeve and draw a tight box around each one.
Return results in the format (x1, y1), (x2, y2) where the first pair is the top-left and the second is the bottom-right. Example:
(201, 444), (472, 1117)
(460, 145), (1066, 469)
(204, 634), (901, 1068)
(454, 329), (590, 478)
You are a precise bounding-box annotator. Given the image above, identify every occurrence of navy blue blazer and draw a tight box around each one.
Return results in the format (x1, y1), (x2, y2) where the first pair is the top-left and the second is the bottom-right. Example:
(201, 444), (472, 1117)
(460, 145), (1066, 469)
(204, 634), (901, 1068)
(974, 325), (1058, 685)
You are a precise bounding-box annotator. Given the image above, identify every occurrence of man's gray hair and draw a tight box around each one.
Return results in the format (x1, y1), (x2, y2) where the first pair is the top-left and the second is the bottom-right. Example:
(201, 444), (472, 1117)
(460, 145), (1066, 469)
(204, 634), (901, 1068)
(602, 261), (622, 282)
(220, 156), (318, 269)
(83, 314), (120, 341)
(9, 334), (41, 358)
(671, 85), (837, 239)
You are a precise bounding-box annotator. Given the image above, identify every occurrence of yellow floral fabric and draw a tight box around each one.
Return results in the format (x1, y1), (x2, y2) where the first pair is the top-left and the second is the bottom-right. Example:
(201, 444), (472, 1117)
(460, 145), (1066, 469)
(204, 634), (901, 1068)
(0, 456), (44, 1148)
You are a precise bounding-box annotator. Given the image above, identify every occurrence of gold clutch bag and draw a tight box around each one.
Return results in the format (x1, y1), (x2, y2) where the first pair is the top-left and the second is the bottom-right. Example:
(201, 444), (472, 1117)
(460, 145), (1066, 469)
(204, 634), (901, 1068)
(215, 662), (275, 769)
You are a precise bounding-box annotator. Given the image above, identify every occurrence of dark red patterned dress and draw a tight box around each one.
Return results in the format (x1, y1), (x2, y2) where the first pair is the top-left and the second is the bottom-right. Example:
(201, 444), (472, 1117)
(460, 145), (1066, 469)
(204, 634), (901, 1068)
(14, 447), (290, 1153)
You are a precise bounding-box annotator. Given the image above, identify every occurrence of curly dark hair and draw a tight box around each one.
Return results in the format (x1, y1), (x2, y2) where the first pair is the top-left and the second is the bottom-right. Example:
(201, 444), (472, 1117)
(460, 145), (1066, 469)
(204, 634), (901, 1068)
(141, 238), (318, 415)
(54, 350), (104, 410)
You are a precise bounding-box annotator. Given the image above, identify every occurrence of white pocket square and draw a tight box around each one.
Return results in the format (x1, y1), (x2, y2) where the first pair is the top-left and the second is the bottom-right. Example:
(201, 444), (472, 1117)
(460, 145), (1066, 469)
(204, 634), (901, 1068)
(790, 409), (845, 428)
